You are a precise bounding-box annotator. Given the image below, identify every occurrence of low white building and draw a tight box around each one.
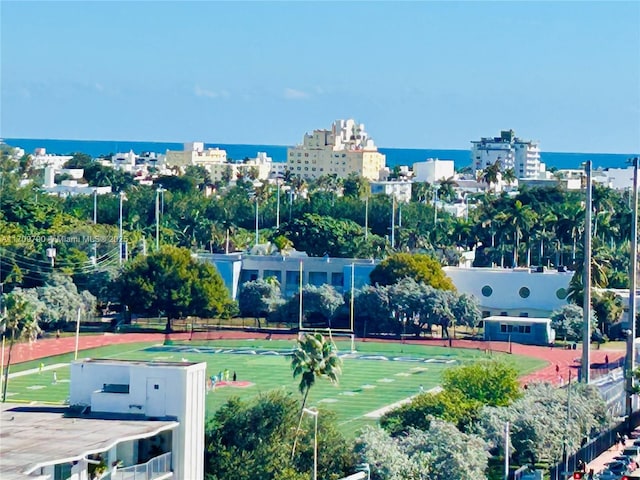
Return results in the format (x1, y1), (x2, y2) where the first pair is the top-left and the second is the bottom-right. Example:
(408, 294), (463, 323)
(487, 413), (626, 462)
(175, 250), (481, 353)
(412, 158), (455, 184)
(31, 148), (73, 170)
(370, 180), (412, 203)
(1, 359), (206, 480)
(444, 266), (572, 318)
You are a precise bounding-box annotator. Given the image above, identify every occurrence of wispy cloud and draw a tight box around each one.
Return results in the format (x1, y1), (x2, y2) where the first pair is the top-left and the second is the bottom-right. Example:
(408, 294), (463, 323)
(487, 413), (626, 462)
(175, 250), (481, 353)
(283, 87), (309, 100)
(194, 85), (229, 99)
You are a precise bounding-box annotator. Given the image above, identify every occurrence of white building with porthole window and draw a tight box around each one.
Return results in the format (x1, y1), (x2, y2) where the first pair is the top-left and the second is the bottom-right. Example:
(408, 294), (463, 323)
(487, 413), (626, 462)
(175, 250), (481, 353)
(443, 266), (572, 318)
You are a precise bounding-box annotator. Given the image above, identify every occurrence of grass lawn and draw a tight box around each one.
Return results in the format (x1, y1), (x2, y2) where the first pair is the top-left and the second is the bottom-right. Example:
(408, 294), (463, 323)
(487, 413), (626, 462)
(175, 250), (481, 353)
(2, 338), (546, 436)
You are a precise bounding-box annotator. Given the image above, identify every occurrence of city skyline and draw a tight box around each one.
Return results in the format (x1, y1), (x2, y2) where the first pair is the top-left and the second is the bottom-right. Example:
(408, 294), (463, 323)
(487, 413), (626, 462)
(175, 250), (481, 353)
(1, 1), (639, 154)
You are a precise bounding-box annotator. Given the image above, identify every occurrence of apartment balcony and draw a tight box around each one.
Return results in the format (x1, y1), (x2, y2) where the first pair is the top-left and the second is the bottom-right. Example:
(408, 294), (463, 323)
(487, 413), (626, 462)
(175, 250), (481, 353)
(109, 452), (173, 480)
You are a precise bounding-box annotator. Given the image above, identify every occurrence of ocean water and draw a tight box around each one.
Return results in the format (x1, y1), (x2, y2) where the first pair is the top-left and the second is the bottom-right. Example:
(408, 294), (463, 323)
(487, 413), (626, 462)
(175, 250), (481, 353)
(3, 137), (637, 171)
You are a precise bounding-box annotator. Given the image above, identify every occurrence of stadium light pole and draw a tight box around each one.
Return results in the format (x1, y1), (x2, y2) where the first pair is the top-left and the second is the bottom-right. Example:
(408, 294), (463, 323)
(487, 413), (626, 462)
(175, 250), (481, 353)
(582, 161), (592, 383)
(350, 263), (355, 334)
(627, 156), (639, 427)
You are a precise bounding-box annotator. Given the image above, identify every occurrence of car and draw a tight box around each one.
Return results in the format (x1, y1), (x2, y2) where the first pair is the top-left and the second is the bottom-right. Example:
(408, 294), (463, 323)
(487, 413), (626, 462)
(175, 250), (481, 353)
(597, 468), (622, 480)
(614, 456), (635, 466)
(606, 461), (629, 475)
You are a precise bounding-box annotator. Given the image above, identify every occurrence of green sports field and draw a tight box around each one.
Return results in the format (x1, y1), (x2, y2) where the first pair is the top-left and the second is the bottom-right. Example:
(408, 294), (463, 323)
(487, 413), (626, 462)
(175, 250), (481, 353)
(2, 339), (546, 436)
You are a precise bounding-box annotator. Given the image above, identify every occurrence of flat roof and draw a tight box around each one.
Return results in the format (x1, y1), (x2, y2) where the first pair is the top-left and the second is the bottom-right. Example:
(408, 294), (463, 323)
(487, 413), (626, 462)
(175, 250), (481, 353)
(78, 358), (202, 367)
(0, 403), (178, 479)
(484, 316), (551, 323)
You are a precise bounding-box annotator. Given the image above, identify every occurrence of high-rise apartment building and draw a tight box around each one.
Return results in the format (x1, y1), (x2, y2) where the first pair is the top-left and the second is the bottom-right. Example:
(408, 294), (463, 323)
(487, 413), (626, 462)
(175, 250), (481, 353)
(286, 119), (386, 181)
(471, 130), (544, 179)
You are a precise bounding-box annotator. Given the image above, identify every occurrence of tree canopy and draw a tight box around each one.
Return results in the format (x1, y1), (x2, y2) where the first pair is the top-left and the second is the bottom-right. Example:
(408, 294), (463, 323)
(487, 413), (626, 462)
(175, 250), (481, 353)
(204, 390), (354, 480)
(119, 246), (234, 328)
(369, 253), (455, 290)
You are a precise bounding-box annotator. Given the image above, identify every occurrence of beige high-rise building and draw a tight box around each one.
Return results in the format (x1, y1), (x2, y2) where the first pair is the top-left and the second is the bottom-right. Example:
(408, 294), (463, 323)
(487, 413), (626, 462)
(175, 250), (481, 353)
(286, 119), (386, 181)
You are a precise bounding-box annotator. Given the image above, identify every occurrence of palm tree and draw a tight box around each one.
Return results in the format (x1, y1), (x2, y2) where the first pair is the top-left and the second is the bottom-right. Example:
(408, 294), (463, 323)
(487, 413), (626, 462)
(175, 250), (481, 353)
(503, 168), (517, 188)
(495, 200), (537, 266)
(290, 332), (342, 460)
(482, 161), (502, 191)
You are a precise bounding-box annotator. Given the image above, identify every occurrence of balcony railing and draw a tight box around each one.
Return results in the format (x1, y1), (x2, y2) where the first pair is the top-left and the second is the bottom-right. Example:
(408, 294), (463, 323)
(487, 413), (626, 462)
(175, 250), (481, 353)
(109, 452), (172, 480)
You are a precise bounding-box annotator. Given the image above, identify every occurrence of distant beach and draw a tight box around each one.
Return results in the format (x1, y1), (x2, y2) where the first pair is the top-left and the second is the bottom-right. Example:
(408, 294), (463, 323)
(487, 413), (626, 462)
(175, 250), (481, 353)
(3, 137), (637, 171)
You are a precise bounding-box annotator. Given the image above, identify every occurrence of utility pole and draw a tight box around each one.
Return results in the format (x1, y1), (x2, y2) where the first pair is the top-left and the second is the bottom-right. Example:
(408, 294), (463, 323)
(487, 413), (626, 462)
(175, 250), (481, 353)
(118, 191), (125, 265)
(390, 195), (395, 249)
(582, 161), (592, 383)
(627, 156), (639, 427)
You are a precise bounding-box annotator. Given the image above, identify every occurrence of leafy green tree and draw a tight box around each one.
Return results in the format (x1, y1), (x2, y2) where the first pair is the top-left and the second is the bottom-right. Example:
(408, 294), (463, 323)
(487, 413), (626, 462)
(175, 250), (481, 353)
(278, 213), (366, 257)
(476, 382), (609, 465)
(342, 173), (369, 199)
(550, 304), (597, 342)
(204, 390), (354, 480)
(238, 279), (281, 326)
(355, 423), (489, 480)
(592, 290), (624, 337)
(119, 246), (234, 330)
(1, 288), (44, 402)
(36, 274), (96, 329)
(380, 389), (482, 435)
(442, 359), (521, 407)
(298, 284), (344, 327)
(451, 293), (482, 329)
(353, 285), (392, 336)
(290, 332), (342, 459)
(369, 252), (455, 290)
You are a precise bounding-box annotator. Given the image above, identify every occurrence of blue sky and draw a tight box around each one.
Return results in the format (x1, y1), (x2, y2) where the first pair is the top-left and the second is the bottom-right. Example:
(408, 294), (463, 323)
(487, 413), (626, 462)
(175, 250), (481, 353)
(1, 1), (639, 153)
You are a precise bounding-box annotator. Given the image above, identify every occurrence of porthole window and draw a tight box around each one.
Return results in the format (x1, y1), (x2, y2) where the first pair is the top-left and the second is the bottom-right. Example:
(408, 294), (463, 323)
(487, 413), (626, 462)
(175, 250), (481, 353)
(519, 287), (530, 298)
(481, 285), (493, 297)
(556, 288), (568, 300)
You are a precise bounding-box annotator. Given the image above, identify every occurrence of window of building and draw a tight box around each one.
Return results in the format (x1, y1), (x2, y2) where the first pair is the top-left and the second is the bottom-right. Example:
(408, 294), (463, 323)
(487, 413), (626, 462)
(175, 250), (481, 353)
(556, 288), (568, 299)
(286, 270), (301, 286)
(264, 270), (281, 284)
(331, 272), (343, 287)
(481, 285), (493, 297)
(500, 311), (508, 316)
(240, 270), (259, 283)
(482, 311), (491, 318)
(519, 287), (530, 298)
(309, 271), (327, 286)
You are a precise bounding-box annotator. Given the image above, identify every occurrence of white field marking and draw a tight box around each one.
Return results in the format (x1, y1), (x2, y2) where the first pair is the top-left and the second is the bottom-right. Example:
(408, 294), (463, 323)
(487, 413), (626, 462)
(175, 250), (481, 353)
(362, 387), (443, 419)
(8, 363), (68, 379)
(409, 366), (428, 372)
(339, 391), (358, 396)
(153, 356), (173, 360)
(377, 378), (395, 383)
(318, 398), (338, 403)
(361, 384), (376, 389)
(27, 385), (46, 390)
(395, 372), (411, 377)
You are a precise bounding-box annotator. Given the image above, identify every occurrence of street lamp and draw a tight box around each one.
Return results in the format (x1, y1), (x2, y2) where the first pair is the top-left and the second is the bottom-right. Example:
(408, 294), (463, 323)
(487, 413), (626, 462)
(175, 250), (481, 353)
(118, 191), (125, 265)
(390, 195), (396, 249)
(155, 185), (166, 251)
(93, 187), (98, 224)
(252, 180), (263, 247)
(303, 407), (319, 480)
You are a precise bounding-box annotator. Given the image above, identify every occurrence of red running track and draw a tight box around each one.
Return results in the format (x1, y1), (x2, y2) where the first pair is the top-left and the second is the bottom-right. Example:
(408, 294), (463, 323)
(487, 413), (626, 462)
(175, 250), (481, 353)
(1, 332), (624, 385)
